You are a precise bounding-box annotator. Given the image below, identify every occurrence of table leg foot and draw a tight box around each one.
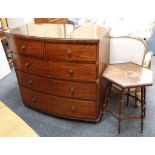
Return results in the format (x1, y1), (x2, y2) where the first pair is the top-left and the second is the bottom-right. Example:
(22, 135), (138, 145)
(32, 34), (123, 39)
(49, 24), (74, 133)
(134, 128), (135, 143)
(118, 120), (121, 134)
(141, 124), (144, 133)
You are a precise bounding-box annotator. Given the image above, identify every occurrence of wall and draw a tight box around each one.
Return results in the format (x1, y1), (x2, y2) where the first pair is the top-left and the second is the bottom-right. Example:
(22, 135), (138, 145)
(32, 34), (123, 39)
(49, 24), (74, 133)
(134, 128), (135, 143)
(7, 18), (34, 28)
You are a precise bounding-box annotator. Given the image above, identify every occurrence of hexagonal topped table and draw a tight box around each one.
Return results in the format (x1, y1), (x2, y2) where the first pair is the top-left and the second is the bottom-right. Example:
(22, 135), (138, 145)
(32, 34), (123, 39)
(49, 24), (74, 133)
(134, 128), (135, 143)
(102, 62), (153, 134)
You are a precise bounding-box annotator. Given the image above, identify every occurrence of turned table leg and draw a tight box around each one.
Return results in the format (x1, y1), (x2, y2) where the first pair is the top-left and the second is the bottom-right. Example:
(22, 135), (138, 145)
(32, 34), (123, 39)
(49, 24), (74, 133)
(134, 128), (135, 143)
(118, 88), (125, 134)
(144, 87), (146, 118)
(141, 86), (145, 133)
(126, 88), (130, 106)
(103, 82), (112, 111)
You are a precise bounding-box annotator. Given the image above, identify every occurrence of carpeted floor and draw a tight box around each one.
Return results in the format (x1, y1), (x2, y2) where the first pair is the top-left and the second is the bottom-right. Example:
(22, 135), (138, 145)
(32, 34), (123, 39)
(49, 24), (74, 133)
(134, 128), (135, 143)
(0, 58), (155, 137)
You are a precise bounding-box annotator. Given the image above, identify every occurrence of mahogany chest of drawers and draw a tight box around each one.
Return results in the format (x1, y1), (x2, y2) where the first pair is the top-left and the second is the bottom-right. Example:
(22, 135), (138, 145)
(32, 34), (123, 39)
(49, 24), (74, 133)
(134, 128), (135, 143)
(6, 24), (110, 122)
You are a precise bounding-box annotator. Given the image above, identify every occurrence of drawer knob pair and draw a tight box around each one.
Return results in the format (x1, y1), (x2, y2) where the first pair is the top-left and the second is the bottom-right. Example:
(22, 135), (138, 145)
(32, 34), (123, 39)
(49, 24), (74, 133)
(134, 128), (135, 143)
(32, 97), (36, 102)
(68, 69), (74, 75)
(20, 44), (27, 51)
(25, 63), (30, 68)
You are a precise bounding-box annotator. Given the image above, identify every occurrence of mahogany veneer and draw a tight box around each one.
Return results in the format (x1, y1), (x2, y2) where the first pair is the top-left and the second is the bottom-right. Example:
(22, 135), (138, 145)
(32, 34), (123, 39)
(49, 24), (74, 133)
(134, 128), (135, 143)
(45, 43), (97, 62)
(14, 38), (44, 58)
(16, 70), (97, 100)
(20, 87), (96, 120)
(13, 54), (97, 81)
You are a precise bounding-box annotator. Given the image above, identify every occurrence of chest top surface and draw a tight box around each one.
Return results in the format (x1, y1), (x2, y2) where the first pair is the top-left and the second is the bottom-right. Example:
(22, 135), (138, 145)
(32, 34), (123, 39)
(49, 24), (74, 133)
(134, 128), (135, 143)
(6, 23), (110, 41)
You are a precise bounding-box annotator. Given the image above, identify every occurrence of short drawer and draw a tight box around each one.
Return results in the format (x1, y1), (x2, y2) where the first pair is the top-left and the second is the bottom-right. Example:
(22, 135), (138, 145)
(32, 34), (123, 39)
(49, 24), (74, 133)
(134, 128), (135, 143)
(13, 54), (97, 81)
(16, 70), (97, 100)
(13, 37), (44, 58)
(45, 43), (97, 62)
(20, 87), (96, 120)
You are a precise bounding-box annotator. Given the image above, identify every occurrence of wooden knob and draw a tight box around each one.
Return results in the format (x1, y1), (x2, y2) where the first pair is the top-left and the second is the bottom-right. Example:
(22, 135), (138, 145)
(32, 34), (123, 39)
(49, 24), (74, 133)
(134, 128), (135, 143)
(68, 69), (73, 75)
(71, 106), (75, 112)
(25, 63), (30, 68)
(28, 80), (33, 85)
(70, 88), (74, 94)
(32, 97), (36, 102)
(67, 49), (72, 56)
(20, 44), (27, 50)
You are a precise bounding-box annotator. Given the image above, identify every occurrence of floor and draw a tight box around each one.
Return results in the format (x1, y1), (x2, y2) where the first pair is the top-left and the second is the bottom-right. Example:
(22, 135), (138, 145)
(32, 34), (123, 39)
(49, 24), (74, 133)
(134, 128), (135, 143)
(0, 58), (155, 137)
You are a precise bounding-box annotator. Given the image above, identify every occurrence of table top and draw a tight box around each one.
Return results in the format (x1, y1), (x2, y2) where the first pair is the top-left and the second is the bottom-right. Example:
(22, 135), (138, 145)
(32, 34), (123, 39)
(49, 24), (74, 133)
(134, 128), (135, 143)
(0, 101), (39, 137)
(102, 62), (153, 88)
(5, 23), (110, 40)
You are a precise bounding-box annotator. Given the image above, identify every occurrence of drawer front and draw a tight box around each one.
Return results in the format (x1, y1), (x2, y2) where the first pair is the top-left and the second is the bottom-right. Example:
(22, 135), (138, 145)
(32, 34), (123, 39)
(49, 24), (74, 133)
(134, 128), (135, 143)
(16, 70), (97, 100)
(20, 87), (96, 120)
(13, 54), (97, 81)
(13, 37), (44, 58)
(45, 43), (97, 62)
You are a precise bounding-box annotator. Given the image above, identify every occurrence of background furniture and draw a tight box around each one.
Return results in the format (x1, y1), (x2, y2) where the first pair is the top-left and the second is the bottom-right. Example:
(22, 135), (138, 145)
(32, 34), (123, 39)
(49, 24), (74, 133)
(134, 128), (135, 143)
(68, 18), (81, 25)
(110, 36), (146, 65)
(146, 25), (155, 55)
(1, 39), (13, 66)
(34, 18), (68, 24)
(6, 23), (110, 122)
(0, 18), (13, 67)
(0, 101), (38, 137)
(102, 63), (153, 134)
(0, 18), (8, 31)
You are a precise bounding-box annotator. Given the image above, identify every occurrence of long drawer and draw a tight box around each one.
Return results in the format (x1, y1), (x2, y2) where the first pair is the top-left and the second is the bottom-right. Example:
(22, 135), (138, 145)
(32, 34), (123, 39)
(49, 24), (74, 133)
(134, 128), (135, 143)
(20, 87), (96, 120)
(16, 70), (97, 100)
(45, 43), (97, 62)
(13, 37), (44, 58)
(13, 54), (97, 81)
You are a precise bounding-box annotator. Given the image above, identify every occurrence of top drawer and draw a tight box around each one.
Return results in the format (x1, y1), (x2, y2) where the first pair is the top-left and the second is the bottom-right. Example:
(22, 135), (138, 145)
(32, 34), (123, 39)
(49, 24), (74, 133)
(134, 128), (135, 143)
(45, 43), (97, 62)
(13, 37), (44, 58)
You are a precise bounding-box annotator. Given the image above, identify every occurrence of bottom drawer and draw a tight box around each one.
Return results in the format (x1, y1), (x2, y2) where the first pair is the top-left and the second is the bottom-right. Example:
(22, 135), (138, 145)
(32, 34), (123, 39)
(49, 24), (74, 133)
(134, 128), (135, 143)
(20, 87), (97, 121)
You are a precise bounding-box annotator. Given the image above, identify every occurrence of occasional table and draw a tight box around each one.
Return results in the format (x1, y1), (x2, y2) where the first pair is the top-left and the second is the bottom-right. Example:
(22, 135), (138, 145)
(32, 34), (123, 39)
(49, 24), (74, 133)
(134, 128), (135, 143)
(102, 62), (153, 134)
